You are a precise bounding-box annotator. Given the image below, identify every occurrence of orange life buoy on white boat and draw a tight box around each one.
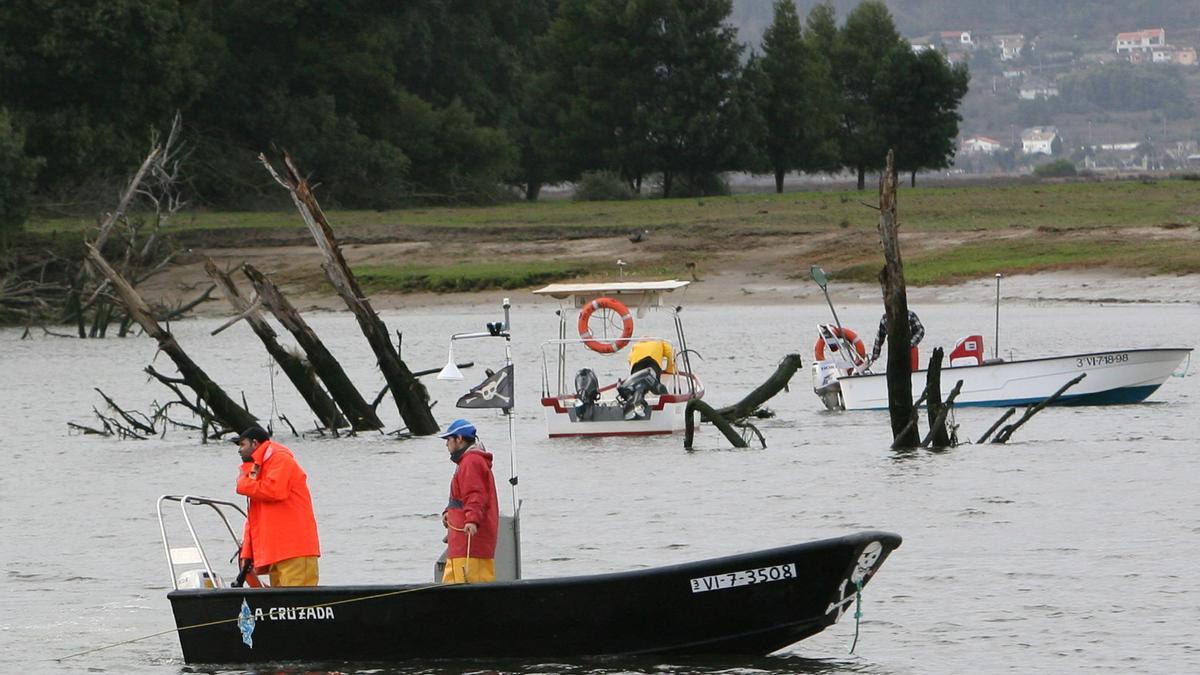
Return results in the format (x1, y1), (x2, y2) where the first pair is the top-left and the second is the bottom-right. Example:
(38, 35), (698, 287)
(578, 296), (634, 353)
(814, 326), (866, 362)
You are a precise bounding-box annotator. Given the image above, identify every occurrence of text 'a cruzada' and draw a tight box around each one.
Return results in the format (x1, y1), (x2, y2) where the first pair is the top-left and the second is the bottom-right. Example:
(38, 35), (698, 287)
(254, 606), (335, 621)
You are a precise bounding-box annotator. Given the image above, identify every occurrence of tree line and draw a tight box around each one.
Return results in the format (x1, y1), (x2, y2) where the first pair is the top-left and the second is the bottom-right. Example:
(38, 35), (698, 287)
(0, 0), (968, 231)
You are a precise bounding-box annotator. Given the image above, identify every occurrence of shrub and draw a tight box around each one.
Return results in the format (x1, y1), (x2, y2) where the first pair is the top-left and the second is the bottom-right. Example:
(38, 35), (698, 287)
(573, 171), (636, 201)
(0, 109), (42, 234)
(667, 172), (730, 198)
(1033, 159), (1077, 178)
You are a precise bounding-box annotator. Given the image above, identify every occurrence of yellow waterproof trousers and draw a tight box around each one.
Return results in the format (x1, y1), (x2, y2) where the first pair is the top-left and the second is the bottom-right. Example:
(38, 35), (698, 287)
(268, 556), (320, 587)
(442, 557), (495, 584)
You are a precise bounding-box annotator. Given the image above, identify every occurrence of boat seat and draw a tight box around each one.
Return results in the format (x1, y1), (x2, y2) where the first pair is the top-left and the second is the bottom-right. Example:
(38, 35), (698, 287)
(949, 334), (985, 367)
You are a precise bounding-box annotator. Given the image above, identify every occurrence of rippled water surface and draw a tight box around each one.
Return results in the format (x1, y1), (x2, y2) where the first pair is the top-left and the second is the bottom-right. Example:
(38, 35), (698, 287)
(1, 295), (1196, 674)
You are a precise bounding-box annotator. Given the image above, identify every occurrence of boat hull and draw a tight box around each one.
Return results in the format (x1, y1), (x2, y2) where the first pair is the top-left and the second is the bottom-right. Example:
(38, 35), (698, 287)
(834, 348), (1191, 410)
(542, 372), (705, 438)
(542, 396), (694, 437)
(168, 532), (900, 664)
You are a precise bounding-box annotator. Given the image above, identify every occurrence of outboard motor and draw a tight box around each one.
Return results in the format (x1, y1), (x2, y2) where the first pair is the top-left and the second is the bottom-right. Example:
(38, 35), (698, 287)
(573, 368), (600, 420)
(617, 367), (661, 420)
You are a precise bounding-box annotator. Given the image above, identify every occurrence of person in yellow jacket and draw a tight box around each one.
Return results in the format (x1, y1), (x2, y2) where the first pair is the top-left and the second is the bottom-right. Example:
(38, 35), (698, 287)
(627, 339), (675, 375)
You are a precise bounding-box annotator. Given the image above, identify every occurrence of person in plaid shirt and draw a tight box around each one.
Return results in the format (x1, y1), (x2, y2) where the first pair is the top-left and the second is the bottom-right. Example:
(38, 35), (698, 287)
(869, 310), (925, 369)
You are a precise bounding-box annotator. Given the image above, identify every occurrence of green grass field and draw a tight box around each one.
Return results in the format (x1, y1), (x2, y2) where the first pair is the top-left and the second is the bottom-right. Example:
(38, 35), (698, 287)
(351, 261), (599, 293)
(20, 177), (1200, 292)
(29, 177), (1200, 235)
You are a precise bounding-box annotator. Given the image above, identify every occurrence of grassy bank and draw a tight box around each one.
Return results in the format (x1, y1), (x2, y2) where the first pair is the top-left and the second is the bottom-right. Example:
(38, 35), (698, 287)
(29, 177), (1200, 235)
(17, 176), (1200, 293)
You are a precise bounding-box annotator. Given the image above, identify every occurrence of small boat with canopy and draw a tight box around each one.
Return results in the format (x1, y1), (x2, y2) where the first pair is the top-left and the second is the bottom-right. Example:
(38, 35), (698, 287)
(533, 280), (705, 438)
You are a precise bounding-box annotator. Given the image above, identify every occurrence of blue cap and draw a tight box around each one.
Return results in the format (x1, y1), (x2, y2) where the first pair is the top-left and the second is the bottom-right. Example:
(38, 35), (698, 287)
(437, 418), (476, 439)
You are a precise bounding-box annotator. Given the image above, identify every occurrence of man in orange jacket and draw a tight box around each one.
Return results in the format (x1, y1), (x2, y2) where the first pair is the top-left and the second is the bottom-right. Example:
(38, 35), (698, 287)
(234, 425), (321, 586)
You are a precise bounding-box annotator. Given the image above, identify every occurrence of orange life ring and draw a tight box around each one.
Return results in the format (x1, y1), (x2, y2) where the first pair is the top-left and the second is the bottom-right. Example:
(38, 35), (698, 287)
(578, 296), (634, 353)
(814, 327), (866, 362)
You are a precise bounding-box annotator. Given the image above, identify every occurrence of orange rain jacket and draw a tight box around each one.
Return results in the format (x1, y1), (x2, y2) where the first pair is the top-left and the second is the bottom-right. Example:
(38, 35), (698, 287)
(237, 440), (320, 568)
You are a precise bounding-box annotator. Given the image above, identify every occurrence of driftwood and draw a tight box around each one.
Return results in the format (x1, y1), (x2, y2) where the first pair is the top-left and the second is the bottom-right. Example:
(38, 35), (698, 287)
(991, 373), (1086, 444)
(976, 408), (1016, 444)
(85, 245), (257, 433)
(205, 259), (347, 430)
(684, 399), (751, 449)
(921, 379), (963, 448)
(262, 152), (438, 436)
(64, 147), (160, 336)
(890, 386), (930, 450)
(65, 114), (189, 337)
(876, 150), (919, 448)
(243, 264), (382, 431)
(924, 347), (952, 447)
(683, 353), (802, 449)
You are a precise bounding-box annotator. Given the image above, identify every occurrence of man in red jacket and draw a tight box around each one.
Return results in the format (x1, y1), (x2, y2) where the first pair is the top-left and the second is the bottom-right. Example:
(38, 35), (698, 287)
(439, 418), (499, 584)
(234, 425), (321, 586)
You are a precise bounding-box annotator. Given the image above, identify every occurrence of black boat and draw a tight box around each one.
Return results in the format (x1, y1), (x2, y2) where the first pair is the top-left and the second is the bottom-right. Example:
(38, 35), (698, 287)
(158, 308), (900, 665)
(159, 496), (900, 665)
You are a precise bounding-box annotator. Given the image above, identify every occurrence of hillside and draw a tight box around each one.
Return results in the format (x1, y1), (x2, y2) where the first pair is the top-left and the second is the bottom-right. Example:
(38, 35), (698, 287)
(732, 0), (1200, 176)
(731, 1), (1200, 49)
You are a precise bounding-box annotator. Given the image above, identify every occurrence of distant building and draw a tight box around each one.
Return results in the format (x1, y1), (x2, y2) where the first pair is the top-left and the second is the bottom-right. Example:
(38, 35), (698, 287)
(961, 136), (1005, 155)
(1021, 127), (1060, 155)
(939, 30), (974, 49)
(1127, 45), (1195, 65)
(1114, 28), (1166, 54)
(991, 34), (1025, 61)
(1019, 78), (1059, 100)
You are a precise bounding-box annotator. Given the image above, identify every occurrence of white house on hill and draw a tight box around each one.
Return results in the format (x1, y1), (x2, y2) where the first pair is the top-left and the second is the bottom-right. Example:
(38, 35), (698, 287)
(1021, 127), (1059, 155)
(1115, 28), (1166, 54)
(961, 136), (1005, 155)
(1019, 78), (1059, 100)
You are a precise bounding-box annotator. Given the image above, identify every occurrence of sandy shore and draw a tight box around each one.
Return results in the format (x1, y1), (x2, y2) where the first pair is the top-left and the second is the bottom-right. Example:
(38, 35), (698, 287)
(150, 262), (1199, 319)
(134, 225), (1200, 317)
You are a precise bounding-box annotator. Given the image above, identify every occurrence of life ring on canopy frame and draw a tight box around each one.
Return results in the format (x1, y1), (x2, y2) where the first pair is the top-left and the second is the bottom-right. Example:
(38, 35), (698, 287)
(578, 296), (635, 354)
(814, 326), (866, 362)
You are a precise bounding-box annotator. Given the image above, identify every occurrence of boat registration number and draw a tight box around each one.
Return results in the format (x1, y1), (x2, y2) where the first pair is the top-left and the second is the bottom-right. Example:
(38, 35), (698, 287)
(689, 563), (796, 593)
(1076, 353), (1128, 367)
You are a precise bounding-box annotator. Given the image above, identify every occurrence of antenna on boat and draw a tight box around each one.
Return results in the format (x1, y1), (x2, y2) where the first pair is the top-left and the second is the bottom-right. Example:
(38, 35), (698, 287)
(993, 273), (1002, 361)
(437, 298), (522, 578)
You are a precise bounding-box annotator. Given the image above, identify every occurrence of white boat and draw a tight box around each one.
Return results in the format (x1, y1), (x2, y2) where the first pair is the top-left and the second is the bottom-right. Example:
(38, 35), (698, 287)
(533, 281), (705, 437)
(813, 331), (1191, 411)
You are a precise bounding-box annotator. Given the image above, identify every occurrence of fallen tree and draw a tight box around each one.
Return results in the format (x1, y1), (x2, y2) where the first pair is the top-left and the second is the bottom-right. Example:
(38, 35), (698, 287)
(683, 353), (802, 450)
(243, 263), (383, 431)
(206, 259), (347, 431)
(86, 244), (257, 434)
(260, 152), (437, 435)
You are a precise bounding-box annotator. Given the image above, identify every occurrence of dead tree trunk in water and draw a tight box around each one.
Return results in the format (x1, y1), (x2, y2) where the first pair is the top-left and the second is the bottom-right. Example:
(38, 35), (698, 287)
(65, 147), (160, 336)
(243, 264), (383, 431)
(925, 347), (952, 447)
(992, 374), (1086, 444)
(86, 245), (257, 433)
(205, 260), (347, 431)
(683, 354), (803, 449)
(877, 150), (920, 448)
(261, 152), (438, 436)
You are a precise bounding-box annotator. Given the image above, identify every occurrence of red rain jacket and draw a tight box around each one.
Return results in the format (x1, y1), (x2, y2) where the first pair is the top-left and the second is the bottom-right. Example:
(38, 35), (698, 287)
(237, 440), (320, 568)
(443, 445), (499, 558)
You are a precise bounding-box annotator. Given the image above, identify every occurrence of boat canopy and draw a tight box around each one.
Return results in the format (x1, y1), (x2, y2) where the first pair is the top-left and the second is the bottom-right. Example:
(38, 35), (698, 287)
(533, 280), (690, 309)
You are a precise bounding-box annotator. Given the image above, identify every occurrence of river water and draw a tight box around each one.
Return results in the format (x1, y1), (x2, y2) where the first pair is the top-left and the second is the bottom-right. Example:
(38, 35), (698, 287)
(1, 293), (1196, 674)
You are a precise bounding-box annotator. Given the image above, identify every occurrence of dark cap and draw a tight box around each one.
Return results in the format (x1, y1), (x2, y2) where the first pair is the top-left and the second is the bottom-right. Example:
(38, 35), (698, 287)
(232, 425), (271, 444)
